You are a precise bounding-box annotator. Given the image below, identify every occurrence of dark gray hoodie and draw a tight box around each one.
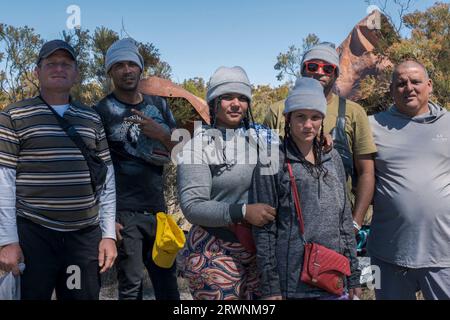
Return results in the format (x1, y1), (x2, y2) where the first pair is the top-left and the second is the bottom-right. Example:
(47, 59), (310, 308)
(251, 140), (360, 299)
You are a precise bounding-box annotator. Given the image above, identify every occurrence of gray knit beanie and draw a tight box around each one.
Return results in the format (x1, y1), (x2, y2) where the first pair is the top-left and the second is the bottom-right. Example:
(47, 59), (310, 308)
(284, 77), (327, 116)
(301, 42), (340, 75)
(105, 38), (144, 73)
(206, 66), (252, 104)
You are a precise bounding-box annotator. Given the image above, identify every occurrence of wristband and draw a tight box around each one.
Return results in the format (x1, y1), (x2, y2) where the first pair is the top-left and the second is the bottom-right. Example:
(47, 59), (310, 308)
(242, 204), (247, 218)
(353, 220), (361, 231)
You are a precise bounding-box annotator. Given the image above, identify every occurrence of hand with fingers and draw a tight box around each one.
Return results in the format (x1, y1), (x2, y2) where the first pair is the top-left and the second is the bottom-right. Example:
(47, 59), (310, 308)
(244, 204), (277, 227)
(98, 238), (117, 274)
(0, 243), (24, 276)
(129, 108), (166, 142)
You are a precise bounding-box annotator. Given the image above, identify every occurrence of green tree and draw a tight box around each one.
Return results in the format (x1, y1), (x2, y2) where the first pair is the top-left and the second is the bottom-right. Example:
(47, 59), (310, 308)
(62, 29), (92, 87)
(139, 42), (172, 79)
(251, 84), (290, 123)
(62, 28), (104, 106)
(274, 33), (320, 82)
(0, 23), (42, 105)
(166, 77), (207, 129)
(0, 50), (7, 108)
(360, 2), (450, 112)
(91, 26), (120, 95)
(182, 77), (207, 99)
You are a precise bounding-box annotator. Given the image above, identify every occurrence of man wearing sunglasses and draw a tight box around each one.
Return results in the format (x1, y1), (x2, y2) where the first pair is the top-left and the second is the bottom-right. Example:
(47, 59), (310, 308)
(264, 42), (376, 235)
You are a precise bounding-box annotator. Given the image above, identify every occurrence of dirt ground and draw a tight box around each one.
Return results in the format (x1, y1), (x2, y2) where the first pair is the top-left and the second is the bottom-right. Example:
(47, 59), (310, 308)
(98, 262), (381, 300)
(99, 265), (193, 300)
(4, 266), (426, 300)
(99, 266), (377, 300)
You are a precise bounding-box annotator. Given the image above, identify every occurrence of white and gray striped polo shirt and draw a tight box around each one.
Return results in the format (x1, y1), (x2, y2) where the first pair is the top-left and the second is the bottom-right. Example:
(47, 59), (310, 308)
(0, 96), (112, 230)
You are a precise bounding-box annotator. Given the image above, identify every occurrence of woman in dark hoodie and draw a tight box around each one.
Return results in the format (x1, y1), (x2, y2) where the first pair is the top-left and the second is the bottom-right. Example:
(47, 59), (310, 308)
(252, 77), (361, 300)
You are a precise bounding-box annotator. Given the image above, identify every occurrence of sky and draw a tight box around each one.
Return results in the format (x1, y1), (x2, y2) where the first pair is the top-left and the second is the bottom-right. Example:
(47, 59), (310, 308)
(0, 0), (446, 86)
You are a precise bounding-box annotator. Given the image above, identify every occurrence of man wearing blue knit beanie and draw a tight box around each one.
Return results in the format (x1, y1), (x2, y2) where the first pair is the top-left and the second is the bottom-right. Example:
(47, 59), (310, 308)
(95, 38), (180, 300)
(264, 42), (377, 238)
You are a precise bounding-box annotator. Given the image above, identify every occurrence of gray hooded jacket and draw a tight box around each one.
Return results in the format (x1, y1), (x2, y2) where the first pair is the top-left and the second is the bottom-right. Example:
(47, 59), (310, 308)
(251, 140), (360, 299)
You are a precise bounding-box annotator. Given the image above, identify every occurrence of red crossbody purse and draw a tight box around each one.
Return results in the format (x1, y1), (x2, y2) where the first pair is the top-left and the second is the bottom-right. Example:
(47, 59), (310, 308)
(229, 222), (256, 253)
(286, 161), (351, 296)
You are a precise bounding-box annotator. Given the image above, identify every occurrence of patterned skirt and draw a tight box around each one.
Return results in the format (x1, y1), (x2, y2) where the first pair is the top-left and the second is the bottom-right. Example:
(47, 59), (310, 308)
(177, 225), (261, 300)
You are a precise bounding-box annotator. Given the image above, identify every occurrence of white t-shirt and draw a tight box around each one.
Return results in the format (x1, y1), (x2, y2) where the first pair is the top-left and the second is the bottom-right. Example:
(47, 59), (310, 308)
(50, 104), (70, 117)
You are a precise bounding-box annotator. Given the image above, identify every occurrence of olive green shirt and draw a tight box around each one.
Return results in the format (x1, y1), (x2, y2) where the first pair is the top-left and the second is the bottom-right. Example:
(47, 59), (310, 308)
(263, 94), (377, 156)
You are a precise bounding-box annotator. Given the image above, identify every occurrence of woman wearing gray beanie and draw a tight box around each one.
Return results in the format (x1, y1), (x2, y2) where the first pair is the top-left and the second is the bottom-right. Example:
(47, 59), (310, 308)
(176, 66), (278, 300)
(252, 77), (361, 300)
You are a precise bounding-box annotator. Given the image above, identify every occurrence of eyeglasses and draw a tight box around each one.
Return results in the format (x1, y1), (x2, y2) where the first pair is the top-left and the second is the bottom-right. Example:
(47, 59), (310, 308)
(304, 62), (337, 76)
(220, 94), (249, 103)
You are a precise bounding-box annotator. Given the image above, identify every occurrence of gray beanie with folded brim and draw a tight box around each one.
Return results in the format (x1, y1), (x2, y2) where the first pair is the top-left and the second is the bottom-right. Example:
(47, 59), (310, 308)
(301, 43), (340, 75)
(105, 38), (144, 73)
(284, 77), (327, 116)
(206, 66), (252, 104)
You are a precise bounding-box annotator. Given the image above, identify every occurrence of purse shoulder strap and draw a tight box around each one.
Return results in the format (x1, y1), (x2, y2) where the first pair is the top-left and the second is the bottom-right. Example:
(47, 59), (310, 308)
(38, 95), (96, 159)
(286, 160), (305, 236)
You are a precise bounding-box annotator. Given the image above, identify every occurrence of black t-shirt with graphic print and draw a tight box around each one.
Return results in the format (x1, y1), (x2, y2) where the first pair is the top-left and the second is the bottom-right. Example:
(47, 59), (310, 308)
(95, 93), (176, 213)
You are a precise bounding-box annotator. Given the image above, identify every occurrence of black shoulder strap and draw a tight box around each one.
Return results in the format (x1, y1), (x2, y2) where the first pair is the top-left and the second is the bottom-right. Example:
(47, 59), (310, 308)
(331, 97), (355, 182)
(38, 95), (96, 158)
(336, 97), (346, 135)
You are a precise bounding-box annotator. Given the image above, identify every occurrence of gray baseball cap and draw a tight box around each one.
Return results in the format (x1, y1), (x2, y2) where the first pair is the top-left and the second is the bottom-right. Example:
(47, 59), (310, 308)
(37, 40), (76, 65)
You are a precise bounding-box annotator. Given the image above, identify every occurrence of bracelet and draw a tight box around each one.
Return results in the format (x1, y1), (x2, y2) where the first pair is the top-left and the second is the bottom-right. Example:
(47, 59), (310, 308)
(353, 220), (361, 231)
